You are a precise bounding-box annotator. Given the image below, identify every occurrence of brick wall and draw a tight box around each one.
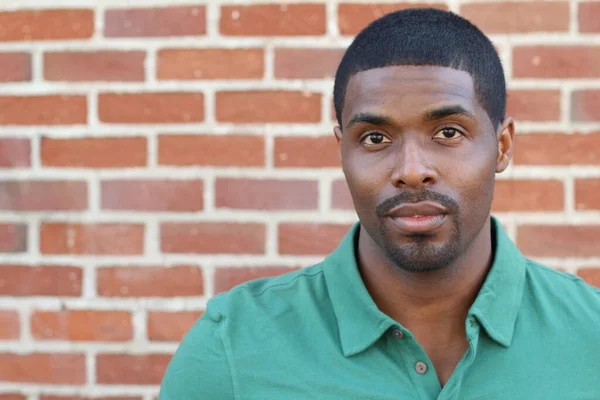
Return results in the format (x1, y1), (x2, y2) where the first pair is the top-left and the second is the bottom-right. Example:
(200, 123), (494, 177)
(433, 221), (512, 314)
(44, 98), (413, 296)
(0, 0), (598, 398)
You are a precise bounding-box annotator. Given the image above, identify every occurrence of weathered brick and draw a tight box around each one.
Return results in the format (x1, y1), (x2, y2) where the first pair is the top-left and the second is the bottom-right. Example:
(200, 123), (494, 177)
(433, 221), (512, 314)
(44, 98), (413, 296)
(492, 180), (564, 212)
(41, 137), (147, 168)
(0, 96), (86, 125)
(215, 178), (318, 210)
(105, 6), (205, 37)
(513, 133), (600, 165)
(158, 49), (264, 80)
(31, 310), (133, 342)
(158, 134), (264, 167)
(0, 311), (19, 339)
(147, 311), (203, 342)
(338, 3), (448, 35)
(0, 353), (85, 384)
(0, 138), (31, 168)
(220, 4), (326, 36)
(0, 53), (31, 82)
(278, 223), (352, 255)
(572, 90), (600, 122)
(97, 266), (203, 298)
(161, 223), (265, 254)
(0, 181), (87, 211)
(216, 91), (321, 123)
(0, 9), (93, 41)
(44, 51), (145, 82)
(506, 90), (561, 122)
(513, 46), (600, 78)
(575, 179), (600, 210)
(40, 223), (144, 255)
(274, 48), (344, 79)
(98, 92), (204, 124)
(460, 2), (569, 33)
(0, 265), (82, 297)
(96, 354), (170, 385)
(274, 136), (339, 168)
(579, 1), (600, 33)
(0, 224), (27, 253)
(517, 225), (600, 257)
(101, 180), (203, 211)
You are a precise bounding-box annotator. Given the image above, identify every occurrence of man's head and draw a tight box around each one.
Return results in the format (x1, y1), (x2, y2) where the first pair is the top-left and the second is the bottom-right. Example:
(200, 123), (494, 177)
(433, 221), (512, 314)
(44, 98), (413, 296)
(334, 8), (515, 273)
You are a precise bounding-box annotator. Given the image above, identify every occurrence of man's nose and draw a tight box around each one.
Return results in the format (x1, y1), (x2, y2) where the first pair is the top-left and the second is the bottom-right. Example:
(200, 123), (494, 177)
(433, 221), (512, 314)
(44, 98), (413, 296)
(390, 139), (438, 189)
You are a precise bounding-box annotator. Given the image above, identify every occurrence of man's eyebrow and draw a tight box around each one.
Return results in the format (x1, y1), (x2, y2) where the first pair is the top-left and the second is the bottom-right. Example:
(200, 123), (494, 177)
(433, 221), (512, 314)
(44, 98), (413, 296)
(424, 105), (476, 122)
(345, 112), (393, 131)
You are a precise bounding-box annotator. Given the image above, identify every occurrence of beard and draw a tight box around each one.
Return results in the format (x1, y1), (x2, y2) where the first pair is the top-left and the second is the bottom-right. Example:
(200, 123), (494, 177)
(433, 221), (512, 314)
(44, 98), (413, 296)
(377, 215), (463, 273)
(371, 189), (464, 273)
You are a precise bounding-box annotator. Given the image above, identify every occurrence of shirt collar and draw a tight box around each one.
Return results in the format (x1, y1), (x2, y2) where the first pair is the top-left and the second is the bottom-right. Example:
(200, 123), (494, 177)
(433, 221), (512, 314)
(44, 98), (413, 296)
(322, 216), (527, 357)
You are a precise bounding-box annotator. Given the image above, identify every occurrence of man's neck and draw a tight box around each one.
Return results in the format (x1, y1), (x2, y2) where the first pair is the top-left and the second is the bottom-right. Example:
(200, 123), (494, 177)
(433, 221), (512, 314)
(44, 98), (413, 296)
(356, 219), (494, 339)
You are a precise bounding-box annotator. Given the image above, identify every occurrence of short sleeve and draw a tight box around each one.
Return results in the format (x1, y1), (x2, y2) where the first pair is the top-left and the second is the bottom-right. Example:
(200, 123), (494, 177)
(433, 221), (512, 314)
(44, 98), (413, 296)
(158, 311), (235, 400)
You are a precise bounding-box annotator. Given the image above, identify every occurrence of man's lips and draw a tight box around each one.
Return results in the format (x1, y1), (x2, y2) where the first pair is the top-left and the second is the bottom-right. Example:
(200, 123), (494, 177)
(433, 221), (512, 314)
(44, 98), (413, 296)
(383, 201), (448, 218)
(383, 201), (448, 233)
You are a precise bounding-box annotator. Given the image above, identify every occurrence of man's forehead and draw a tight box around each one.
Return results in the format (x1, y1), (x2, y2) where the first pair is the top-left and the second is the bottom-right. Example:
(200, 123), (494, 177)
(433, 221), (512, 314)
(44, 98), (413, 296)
(343, 65), (480, 124)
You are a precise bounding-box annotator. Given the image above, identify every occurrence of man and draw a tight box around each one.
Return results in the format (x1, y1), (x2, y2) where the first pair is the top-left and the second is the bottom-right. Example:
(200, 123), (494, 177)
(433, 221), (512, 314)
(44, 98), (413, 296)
(159, 8), (600, 399)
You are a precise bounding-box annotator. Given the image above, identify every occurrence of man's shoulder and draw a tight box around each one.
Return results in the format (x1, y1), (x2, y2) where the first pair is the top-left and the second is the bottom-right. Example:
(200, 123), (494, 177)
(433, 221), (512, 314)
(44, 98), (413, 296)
(204, 263), (329, 323)
(524, 259), (600, 313)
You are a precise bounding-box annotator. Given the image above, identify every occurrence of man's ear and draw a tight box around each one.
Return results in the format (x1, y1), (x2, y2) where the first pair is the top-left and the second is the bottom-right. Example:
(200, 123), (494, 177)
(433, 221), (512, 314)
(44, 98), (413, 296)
(496, 117), (515, 173)
(334, 125), (343, 163)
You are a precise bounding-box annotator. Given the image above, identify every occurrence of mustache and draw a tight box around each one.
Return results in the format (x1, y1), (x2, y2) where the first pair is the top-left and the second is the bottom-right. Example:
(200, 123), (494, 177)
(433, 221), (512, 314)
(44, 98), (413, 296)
(375, 190), (459, 218)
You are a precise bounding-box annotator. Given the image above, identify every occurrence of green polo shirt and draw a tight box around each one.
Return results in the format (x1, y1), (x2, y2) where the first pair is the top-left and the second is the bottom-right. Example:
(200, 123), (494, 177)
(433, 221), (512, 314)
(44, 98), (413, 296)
(159, 217), (600, 399)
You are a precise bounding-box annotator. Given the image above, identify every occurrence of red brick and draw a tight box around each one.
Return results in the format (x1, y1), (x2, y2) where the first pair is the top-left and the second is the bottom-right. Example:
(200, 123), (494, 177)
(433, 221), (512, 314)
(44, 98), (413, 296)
(31, 311), (132, 342)
(492, 180), (564, 212)
(0, 9), (93, 41)
(506, 90), (561, 122)
(514, 133), (600, 165)
(0, 311), (19, 339)
(0, 395), (26, 400)
(158, 134), (264, 167)
(157, 49), (263, 80)
(0, 138), (30, 168)
(40, 223), (144, 255)
(0, 353), (85, 384)
(513, 46), (600, 78)
(216, 91), (321, 123)
(41, 137), (147, 168)
(147, 311), (203, 342)
(517, 225), (600, 257)
(104, 6), (205, 37)
(338, 3), (448, 35)
(41, 397), (141, 400)
(44, 51), (145, 82)
(0, 224), (26, 253)
(99, 92), (204, 124)
(278, 223), (352, 255)
(579, 2), (600, 32)
(575, 179), (600, 210)
(220, 4), (326, 36)
(274, 136), (339, 167)
(0, 53), (30, 82)
(274, 48), (344, 79)
(214, 266), (299, 293)
(331, 179), (354, 210)
(96, 354), (170, 385)
(0, 181), (87, 211)
(577, 268), (600, 287)
(572, 90), (600, 122)
(97, 266), (203, 298)
(0, 95), (86, 125)
(460, 2), (569, 34)
(0, 265), (82, 297)
(101, 180), (203, 212)
(161, 222), (265, 254)
(215, 178), (318, 210)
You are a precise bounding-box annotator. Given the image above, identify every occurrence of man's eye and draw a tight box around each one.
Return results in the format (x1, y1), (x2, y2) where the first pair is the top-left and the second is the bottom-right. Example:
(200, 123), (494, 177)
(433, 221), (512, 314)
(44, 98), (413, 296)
(362, 133), (391, 145)
(434, 128), (462, 139)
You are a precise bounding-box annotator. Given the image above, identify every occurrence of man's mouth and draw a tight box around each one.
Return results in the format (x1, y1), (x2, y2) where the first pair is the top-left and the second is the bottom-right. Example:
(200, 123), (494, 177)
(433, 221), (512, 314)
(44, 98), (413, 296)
(384, 201), (448, 233)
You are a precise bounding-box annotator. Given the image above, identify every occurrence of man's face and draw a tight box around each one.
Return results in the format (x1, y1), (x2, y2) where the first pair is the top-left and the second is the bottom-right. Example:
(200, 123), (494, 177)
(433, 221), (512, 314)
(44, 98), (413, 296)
(335, 65), (513, 273)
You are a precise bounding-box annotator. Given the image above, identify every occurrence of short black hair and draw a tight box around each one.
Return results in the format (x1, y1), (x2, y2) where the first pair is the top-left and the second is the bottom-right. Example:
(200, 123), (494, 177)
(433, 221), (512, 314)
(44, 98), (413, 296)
(333, 8), (506, 130)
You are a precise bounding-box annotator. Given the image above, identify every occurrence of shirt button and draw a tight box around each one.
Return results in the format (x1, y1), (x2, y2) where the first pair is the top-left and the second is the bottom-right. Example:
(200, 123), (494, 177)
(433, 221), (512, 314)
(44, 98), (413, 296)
(392, 329), (404, 339)
(415, 362), (428, 374)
